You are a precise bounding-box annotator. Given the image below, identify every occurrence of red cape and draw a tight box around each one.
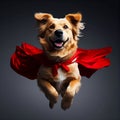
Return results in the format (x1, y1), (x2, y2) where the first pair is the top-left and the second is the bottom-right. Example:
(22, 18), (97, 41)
(10, 43), (112, 80)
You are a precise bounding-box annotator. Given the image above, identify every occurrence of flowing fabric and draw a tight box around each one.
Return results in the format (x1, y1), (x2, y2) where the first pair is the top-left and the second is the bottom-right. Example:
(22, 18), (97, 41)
(10, 43), (112, 80)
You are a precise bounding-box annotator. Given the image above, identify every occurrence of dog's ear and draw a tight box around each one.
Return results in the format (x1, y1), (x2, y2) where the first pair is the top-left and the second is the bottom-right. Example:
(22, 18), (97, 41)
(65, 13), (82, 26)
(34, 13), (53, 23)
(34, 13), (53, 38)
(65, 13), (84, 40)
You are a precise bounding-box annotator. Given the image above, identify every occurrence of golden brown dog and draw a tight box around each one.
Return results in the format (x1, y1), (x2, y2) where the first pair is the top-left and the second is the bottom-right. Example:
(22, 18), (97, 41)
(34, 12), (84, 110)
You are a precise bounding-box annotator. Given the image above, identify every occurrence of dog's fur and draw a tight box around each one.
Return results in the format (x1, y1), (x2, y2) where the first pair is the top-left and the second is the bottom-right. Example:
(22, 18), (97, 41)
(34, 12), (84, 110)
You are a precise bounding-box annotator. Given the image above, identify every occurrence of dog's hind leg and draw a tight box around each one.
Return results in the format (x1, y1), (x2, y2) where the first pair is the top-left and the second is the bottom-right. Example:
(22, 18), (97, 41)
(37, 79), (59, 109)
(61, 79), (81, 110)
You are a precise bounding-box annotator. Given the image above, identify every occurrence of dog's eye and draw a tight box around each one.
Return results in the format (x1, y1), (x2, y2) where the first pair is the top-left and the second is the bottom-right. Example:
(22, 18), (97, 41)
(49, 24), (55, 29)
(63, 25), (68, 29)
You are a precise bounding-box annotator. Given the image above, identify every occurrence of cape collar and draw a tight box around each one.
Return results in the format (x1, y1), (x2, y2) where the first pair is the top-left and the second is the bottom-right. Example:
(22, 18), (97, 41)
(41, 50), (79, 76)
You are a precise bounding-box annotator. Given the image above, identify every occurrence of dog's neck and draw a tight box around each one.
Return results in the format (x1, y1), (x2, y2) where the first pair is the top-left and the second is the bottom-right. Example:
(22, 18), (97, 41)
(44, 48), (77, 63)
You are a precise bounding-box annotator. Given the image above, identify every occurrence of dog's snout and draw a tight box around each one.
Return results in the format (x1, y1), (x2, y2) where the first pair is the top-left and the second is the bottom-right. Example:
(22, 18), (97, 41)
(55, 30), (63, 37)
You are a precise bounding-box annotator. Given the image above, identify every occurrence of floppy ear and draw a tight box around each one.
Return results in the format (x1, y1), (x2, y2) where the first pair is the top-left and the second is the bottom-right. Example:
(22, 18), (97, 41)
(34, 13), (53, 38)
(65, 13), (84, 40)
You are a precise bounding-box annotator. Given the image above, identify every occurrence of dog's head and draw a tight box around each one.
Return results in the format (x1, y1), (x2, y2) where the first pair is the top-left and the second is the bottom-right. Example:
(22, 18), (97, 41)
(34, 12), (84, 59)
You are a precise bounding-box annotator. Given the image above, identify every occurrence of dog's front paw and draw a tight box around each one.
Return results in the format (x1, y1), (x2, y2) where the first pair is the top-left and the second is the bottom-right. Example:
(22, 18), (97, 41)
(61, 91), (74, 110)
(45, 91), (59, 109)
(49, 101), (56, 109)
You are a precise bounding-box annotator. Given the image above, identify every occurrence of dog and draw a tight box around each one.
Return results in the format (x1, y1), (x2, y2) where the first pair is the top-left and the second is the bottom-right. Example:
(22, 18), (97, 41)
(34, 12), (85, 110)
(10, 12), (112, 110)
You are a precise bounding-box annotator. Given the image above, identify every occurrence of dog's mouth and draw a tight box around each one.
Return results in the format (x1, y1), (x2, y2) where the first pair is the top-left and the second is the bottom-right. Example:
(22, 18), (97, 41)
(50, 38), (69, 50)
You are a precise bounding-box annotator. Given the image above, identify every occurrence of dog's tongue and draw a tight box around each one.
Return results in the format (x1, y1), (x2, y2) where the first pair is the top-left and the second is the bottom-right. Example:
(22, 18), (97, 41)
(54, 42), (63, 47)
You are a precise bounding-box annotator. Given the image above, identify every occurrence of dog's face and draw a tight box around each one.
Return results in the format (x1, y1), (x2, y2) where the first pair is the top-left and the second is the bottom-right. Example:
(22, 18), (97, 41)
(43, 18), (72, 50)
(34, 12), (84, 58)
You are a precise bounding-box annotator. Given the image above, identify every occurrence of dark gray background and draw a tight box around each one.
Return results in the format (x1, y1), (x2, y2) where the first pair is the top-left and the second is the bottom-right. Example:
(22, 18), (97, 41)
(0, 0), (119, 120)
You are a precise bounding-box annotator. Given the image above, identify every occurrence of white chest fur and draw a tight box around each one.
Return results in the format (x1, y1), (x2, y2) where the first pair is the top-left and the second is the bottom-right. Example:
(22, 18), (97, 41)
(54, 62), (80, 82)
(55, 68), (67, 82)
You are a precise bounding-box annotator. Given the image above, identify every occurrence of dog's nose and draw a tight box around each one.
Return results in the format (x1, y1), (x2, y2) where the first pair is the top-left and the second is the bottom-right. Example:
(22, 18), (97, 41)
(55, 30), (63, 38)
